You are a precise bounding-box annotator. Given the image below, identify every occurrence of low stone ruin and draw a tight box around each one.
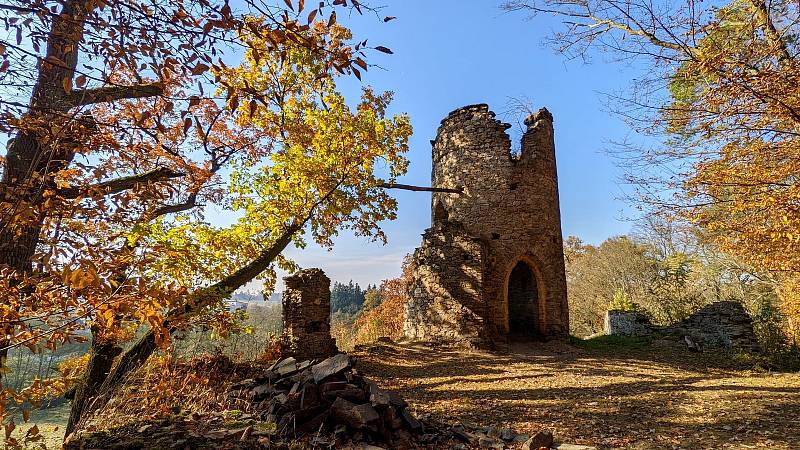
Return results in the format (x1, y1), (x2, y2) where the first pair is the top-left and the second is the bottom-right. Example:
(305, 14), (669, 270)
(280, 268), (338, 361)
(604, 310), (652, 337)
(605, 301), (760, 352)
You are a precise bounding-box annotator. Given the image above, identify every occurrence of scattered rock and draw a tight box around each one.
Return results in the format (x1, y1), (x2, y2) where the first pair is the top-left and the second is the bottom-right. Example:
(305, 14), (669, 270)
(553, 444), (597, 450)
(512, 433), (531, 443)
(499, 428), (515, 441)
(312, 353), (351, 382)
(684, 335), (702, 352)
(400, 408), (423, 432)
(478, 435), (504, 449)
(330, 397), (380, 430)
(523, 430), (554, 450)
(451, 425), (478, 444)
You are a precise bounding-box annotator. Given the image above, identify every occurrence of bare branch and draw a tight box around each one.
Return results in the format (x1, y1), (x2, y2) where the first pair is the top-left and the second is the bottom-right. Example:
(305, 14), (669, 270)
(68, 82), (165, 107)
(147, 193), (199, 220)
(58, 167), (184, 199)
(379, 182), (463, 194)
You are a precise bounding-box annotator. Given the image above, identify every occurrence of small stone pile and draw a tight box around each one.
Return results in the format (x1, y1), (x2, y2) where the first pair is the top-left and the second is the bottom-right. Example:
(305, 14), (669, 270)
(228, 353), (430, 448)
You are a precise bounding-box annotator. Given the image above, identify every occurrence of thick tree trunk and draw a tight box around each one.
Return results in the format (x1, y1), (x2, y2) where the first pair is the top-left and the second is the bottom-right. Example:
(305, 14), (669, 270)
(0, 0), (91, 390)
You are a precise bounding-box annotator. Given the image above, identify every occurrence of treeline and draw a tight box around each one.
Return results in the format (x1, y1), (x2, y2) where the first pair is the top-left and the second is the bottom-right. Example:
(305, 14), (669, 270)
(330, 257), (413, 351)
(330, 281), (382, 314)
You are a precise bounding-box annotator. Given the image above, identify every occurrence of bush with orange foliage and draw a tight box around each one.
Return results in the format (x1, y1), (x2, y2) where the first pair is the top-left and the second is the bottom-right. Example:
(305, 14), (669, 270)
(340, 256), (413, 349)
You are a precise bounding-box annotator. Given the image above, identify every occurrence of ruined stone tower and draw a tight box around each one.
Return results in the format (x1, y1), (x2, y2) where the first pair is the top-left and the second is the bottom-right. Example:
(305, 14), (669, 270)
(281, 268), (338, 360)
(405, 104), (569, 344)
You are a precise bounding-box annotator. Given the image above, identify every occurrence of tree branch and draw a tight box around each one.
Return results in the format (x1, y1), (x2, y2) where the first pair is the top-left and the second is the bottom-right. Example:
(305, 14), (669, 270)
(58, 167), (184, 199)
(747, 0), (792, 63)
(146, 193), (199, 220)
(68, 82), (164, 107)
(379, 182), (463, 194)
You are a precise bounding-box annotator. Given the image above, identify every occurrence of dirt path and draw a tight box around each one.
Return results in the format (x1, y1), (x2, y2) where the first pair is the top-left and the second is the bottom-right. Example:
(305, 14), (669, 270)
(354, 341), (800, 449)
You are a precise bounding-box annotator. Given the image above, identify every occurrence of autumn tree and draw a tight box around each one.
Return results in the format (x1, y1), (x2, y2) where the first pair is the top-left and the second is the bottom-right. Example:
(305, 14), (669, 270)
(504, 0), (800, 333)
(0, 0), (417, 440)
(350, 254), (412, 345)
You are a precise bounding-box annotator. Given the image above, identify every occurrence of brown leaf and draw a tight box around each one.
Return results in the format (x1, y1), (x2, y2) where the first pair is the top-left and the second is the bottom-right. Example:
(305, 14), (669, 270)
(375, 46), (393, 54)
(4, 419), (15, 439)
(24, 424), (39, 438)
(383, 16), (396, 22)
(191, 63), (210, 76)
(248, 99), (258, 118)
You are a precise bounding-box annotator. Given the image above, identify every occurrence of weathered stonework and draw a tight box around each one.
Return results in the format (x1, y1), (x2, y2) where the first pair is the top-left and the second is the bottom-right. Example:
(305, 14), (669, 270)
(281, 268), (338, 360)
(605, 301), (760, 352)
(405, 104), (570, 344)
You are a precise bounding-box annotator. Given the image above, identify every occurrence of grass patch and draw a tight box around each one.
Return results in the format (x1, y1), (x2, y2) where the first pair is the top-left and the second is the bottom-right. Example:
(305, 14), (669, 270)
(571, 334), (651, 350)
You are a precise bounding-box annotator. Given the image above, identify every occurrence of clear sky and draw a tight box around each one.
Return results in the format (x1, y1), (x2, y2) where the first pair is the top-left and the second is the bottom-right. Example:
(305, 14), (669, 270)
(228, 1), (647, 291)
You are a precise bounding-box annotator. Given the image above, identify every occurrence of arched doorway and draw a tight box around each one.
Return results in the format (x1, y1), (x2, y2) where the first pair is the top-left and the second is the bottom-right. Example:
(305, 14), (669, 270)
(507, 260), (540, 337)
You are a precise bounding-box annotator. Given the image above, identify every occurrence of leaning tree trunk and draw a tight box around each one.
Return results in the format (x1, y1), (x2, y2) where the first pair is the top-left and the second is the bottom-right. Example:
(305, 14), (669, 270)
(64, 336), (122, 436)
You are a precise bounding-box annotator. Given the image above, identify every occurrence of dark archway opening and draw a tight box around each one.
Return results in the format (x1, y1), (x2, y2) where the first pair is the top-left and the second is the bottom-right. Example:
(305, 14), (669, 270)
(433, 200), (449, 223)
(507, 261), (540, 338)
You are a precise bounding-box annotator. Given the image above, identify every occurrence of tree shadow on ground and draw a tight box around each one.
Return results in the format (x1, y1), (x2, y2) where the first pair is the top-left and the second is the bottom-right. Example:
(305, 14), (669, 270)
(354, 341), (800, 449)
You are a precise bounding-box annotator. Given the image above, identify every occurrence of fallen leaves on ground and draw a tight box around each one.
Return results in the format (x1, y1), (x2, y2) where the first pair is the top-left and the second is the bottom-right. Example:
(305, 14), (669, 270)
(354, 341), (800, 449)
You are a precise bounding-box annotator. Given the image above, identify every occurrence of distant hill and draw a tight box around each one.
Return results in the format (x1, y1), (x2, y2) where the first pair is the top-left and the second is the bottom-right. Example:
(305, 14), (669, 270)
(229, 291), (282, 309)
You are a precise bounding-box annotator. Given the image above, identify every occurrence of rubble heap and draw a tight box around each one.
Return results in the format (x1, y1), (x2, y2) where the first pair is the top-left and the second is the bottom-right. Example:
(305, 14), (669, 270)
(228, 353), (430, 448)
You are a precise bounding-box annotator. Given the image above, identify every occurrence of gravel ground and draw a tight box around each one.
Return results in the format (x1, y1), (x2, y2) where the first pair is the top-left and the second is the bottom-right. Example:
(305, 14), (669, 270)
(354, 340), (800, 449)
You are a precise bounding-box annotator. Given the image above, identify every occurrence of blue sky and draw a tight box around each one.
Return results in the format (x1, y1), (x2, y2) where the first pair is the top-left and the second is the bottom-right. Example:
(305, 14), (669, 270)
(232, 1), (647, 290)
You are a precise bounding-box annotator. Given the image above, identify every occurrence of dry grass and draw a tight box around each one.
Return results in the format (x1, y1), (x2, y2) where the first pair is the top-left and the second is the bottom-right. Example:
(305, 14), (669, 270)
(354, 340), (800, 449)
(78, 352), (260, 435)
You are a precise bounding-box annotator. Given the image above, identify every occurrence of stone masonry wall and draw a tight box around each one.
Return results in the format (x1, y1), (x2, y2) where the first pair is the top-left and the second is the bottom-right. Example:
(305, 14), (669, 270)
(605, 301), (760, 352)
(405, 221), (486, 343)
(604, 310), (654, 337)
(282, 268), (338, 360)
(405, 104), (569, 343)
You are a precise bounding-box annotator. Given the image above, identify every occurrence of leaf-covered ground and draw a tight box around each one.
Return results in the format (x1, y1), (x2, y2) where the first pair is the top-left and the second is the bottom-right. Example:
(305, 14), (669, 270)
(354, 339), (800, 449)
